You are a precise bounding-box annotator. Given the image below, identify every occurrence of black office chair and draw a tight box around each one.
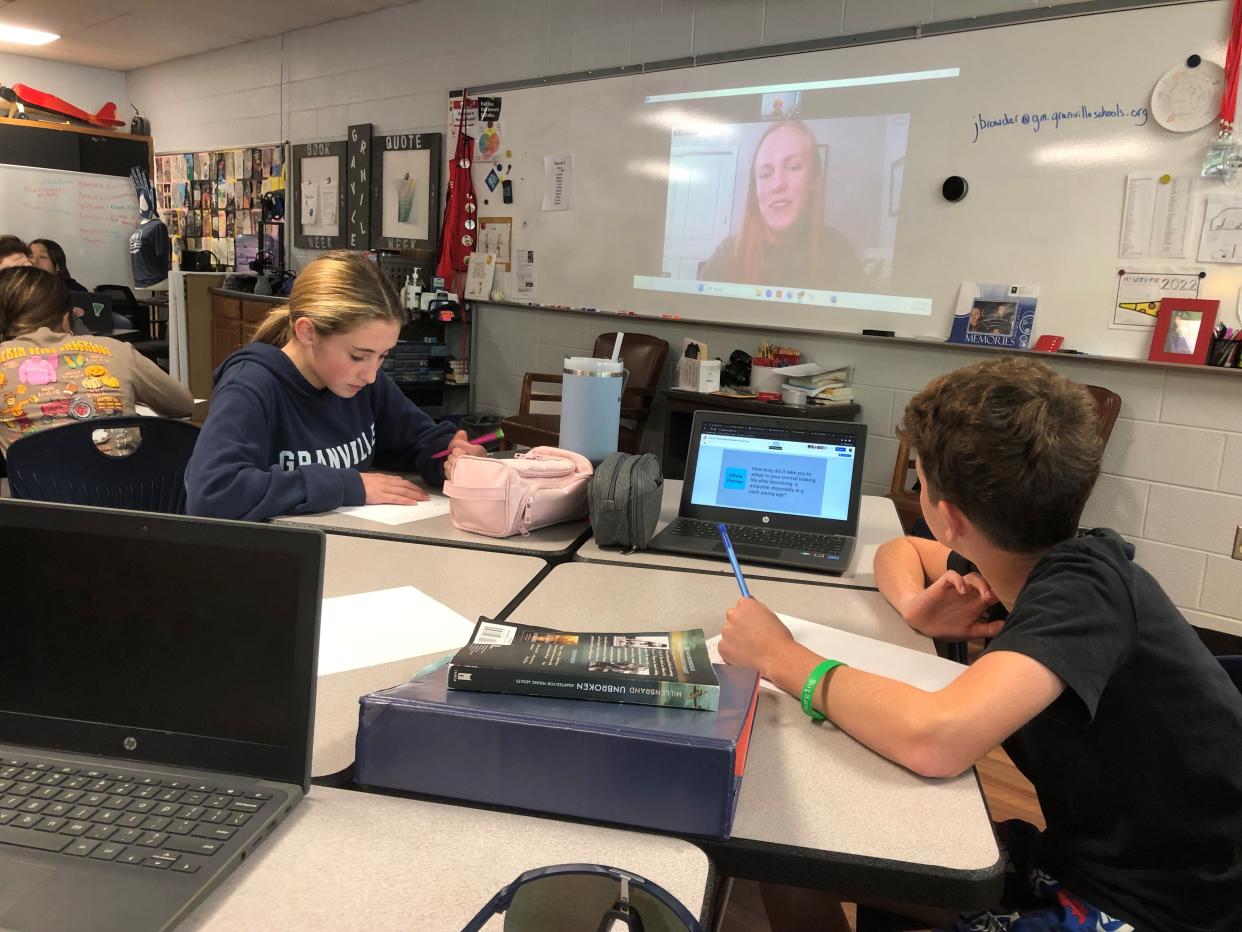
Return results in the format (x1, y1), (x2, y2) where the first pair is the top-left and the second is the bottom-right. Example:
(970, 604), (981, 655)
(7, 417), (200, 514)
(96, 284), (171, 369)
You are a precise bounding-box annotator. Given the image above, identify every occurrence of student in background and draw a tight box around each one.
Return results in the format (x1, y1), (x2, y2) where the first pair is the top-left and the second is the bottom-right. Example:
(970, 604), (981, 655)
(719, 358), (1242, 932)
(185, 250), (485, 522)
(30, 239), (86, 292)
(29, 238), (135, 330)
(0, 235), (31, 269)
(0, 267), (193, 451)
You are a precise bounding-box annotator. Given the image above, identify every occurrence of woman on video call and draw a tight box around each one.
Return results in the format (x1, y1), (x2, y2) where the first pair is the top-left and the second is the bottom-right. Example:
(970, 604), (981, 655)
(698, 119), (865, 291)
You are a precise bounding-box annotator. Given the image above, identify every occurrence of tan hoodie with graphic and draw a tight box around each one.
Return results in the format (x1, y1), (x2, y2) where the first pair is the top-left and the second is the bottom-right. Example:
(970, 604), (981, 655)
(0, 328), (194, 451)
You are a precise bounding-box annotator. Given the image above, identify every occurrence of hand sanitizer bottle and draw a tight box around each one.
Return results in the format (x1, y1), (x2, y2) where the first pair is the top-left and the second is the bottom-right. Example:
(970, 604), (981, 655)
(411, 270), (423, 312)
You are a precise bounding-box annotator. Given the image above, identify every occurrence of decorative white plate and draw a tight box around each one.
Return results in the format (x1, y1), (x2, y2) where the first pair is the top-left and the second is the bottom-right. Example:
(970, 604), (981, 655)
(1152, 60), (1225, 132)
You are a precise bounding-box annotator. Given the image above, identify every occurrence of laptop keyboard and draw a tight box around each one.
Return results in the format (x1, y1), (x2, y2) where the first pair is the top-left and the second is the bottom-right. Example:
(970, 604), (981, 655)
(669, 519), (847, 555)
(0, 755), (274, 874)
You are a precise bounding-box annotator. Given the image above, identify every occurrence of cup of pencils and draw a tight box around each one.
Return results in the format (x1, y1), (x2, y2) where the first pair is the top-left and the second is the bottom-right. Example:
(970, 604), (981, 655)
(1208, 324), (1242, 368)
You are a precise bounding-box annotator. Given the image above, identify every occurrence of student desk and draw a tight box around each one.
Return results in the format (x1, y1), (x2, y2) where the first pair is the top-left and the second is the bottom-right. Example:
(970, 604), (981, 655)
(574, 479), (903, 590)
(182, 786), (712, 930)
(507, 563), (1003, 910)
(275, 498), (590, 559)
(312, 534), (547, 778)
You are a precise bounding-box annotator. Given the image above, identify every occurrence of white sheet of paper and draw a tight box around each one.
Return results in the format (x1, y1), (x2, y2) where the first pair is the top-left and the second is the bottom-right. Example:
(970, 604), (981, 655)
(1198, 193), (1242, 263)
(542, 154), (574, 211)
(336, 494), (451, 525)
(707, 613), (965, 694)
(136, 400), (206, 418)
(320, 179), (339, 225)
(515, 246), (537, 296)
(1119, 171), (1194, 259)
(318, 585), (475, 676)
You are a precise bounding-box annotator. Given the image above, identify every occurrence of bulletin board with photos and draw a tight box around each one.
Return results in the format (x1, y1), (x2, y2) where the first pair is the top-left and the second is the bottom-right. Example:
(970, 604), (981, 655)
(153, 143), (288, 272)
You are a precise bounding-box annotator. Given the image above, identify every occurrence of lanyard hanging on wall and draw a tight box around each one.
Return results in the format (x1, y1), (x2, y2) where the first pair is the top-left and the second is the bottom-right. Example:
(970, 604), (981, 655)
(1202, 0), (1242, 182)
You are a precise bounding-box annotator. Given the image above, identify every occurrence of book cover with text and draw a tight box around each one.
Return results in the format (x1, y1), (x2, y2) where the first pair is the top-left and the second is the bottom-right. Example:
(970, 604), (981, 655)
(448, 619), (720, 710)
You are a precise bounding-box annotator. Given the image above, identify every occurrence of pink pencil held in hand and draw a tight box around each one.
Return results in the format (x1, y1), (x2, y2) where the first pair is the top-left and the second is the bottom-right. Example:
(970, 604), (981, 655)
(432, 428), (503, 459)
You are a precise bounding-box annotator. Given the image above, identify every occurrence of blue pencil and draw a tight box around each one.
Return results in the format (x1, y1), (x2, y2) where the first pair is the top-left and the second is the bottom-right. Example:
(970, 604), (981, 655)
(717, 523), (751, 599)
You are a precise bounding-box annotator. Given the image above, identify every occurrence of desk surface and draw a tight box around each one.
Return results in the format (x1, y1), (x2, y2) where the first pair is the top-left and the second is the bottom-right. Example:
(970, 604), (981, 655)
(313, 535), (546, 778)
(183, 786), (711, 931)
(276, 497), (589, 558)
(575, 480), (901, 590)
(507, 563), (1001, 908)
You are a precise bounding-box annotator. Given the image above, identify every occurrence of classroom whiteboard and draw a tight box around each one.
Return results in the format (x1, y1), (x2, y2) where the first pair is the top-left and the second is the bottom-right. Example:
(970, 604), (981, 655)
(0, 163), (138, 289)
(462, 1), (1236, 358)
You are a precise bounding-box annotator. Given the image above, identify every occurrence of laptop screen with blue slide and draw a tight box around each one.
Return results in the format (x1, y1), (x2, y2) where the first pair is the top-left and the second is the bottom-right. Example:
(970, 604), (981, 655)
(679, 411), (866, 534)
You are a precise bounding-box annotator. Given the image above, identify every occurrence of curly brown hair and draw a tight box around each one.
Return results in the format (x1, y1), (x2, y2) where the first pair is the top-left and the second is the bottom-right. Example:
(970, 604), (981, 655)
(898, 357), (1102, 552)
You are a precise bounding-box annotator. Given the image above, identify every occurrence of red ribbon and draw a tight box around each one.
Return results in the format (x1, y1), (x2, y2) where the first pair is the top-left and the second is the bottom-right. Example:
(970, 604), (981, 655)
(1221, 0), (1242, 130)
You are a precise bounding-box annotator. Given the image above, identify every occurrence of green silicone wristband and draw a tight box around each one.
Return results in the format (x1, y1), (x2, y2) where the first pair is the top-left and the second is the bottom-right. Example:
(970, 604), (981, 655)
(801, 659), (846, 722)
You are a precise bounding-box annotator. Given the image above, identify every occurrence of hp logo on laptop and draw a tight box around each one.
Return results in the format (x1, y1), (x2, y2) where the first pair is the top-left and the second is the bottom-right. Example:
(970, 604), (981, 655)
(762, 516), (770, 523)
(123, 736), (138, 751)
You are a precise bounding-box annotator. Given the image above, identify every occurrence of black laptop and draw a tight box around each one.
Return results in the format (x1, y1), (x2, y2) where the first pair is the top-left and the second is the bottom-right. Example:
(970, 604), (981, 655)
(648, 411), (867, 574)
(0, 500), (324, 931)
(72, 292), (116, 335)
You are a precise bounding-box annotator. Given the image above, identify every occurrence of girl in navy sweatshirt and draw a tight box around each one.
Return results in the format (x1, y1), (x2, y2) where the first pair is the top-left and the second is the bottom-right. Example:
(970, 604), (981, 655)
(186, 251), (484, 521)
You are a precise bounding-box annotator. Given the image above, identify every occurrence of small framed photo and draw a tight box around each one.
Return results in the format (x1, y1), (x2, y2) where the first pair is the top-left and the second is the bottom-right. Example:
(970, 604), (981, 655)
(1148, 298), (1218, 365)
(291, 141), (347, 250)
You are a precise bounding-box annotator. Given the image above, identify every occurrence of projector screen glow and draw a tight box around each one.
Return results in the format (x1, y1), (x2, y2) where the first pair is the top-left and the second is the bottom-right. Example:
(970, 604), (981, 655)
(633, 72), (957, 316)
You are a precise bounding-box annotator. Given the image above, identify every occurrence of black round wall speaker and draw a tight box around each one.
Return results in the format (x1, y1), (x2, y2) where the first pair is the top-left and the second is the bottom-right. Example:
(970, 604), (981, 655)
(942, 176), (969, 202)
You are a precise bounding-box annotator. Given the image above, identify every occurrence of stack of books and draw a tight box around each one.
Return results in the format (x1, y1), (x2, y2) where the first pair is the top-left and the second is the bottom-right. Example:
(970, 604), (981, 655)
(446, 358), (469, 385)
(782, 364), (853, 404)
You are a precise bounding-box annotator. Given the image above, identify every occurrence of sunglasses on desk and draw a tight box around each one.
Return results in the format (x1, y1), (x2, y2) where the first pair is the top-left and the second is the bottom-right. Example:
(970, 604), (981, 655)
(460, 863), (705, 932)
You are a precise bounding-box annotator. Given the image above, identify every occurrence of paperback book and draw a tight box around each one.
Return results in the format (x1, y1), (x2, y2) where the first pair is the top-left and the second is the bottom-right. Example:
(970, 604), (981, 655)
(448, 619), (721, 710)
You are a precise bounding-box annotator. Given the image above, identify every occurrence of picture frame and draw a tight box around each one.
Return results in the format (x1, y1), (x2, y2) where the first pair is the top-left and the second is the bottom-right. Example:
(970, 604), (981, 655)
(291, 141), (347, 251)
(370, 132), (442, 252)
(1147, 297), (1218, 365)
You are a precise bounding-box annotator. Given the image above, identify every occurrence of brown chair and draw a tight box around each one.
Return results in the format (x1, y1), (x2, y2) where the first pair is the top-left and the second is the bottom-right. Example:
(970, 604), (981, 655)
(500, 332), (670, 454)
(887, 383), (1123, 535)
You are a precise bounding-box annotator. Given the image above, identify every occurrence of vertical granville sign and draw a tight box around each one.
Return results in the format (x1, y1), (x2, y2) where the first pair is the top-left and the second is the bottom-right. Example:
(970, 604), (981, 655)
(346, 123), (372, 249)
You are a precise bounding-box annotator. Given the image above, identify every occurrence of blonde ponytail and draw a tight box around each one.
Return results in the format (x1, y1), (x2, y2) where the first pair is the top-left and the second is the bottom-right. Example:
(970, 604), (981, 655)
(249, 250), (403, 347)
(251, 305), (294, 346)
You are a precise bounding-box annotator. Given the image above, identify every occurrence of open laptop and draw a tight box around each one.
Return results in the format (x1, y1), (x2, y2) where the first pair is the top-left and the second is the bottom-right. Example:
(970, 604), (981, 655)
(0, 500), (324, 932)
(648, 411), (867, 574)
(72, 292), (116, 335)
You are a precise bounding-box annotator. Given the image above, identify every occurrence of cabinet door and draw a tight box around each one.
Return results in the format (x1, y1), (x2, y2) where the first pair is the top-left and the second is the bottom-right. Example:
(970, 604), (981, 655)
(212, 294), (241, 319)
(212, 317), (243, 368)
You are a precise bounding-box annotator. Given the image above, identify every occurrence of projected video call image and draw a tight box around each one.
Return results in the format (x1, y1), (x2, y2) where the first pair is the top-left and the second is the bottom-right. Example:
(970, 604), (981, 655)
(659, 113), (909, 296)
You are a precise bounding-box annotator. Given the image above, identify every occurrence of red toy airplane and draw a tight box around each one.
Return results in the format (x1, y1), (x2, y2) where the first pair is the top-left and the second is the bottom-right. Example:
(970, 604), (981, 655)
(1, 82), (124, 128)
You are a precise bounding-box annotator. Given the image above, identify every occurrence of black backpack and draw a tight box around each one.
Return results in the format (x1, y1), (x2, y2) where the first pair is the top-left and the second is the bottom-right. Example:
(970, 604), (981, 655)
(588, 452), (663, 550)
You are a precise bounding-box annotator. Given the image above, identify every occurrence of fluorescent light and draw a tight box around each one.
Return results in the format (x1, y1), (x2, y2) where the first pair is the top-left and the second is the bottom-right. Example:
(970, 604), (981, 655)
(0, 25), (60, 46)
(644, 68), (959, 104)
